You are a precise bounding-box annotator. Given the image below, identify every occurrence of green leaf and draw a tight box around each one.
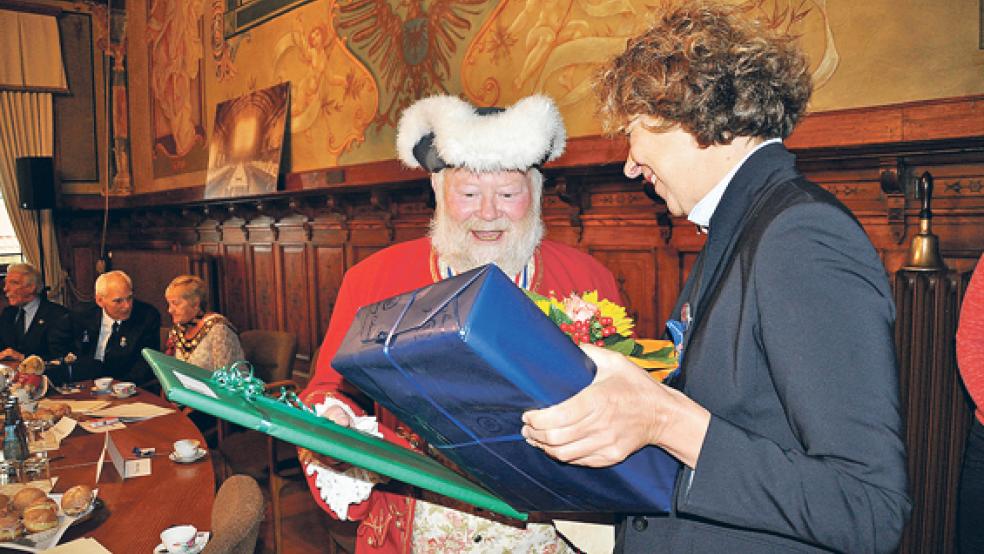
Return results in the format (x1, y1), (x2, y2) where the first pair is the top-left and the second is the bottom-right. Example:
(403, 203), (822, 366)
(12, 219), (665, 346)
(549, 304), (572, 325)
(635, 346), (676, 361)
(607, 338), (637, 356)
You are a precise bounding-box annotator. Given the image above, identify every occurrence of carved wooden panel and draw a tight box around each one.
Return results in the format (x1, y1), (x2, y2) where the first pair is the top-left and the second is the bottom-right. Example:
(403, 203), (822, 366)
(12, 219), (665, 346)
(588, 248), (658, 339)
(220, 244), (249, 330)
(313, 245), (345, 347)
(282, 244), (312, 355)
(108, 249), (214, 319)
(250, 245), (277, 330)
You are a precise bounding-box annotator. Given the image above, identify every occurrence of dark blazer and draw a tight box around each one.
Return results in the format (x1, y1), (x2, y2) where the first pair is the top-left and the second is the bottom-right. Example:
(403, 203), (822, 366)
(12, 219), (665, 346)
(0, 298), (71, 361)
(617, 144), (911, 553)
(58, 300), (161, 386)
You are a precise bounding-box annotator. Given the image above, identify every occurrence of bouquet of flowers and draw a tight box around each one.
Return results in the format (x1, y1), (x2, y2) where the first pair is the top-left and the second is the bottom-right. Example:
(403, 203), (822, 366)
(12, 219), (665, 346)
(526, 290), (678, 381)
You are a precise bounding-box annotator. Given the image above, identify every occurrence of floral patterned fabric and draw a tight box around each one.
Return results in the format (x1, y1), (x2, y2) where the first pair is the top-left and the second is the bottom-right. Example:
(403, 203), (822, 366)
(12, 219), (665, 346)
(172, 314), (244, 370)
(411, 499), (573, 554)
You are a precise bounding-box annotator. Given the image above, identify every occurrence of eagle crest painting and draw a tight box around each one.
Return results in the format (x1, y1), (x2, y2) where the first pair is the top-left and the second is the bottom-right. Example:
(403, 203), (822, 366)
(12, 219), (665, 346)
(333, 0), (490, 129)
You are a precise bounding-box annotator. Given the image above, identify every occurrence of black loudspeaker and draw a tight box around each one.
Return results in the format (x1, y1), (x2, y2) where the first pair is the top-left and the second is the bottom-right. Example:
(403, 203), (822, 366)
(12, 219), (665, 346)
(15, 156), (56, 210)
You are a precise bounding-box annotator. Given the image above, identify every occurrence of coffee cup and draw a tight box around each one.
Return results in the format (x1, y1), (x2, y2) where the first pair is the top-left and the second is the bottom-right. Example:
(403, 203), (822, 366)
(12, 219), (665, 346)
(112, 381), (136, 396)
(160, 525), (197, 554)
(93, 377), (112, 391)
(173, 439), (200, 459)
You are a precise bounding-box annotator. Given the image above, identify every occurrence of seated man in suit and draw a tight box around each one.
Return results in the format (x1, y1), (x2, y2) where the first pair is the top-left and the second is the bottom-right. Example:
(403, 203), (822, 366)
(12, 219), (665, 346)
(63, 270), (161, 387)
(0, 263), (71, 363)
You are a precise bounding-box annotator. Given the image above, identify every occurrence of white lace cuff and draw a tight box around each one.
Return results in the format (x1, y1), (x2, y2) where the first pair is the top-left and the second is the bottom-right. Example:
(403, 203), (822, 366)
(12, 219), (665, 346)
(305, 398), (385, 520)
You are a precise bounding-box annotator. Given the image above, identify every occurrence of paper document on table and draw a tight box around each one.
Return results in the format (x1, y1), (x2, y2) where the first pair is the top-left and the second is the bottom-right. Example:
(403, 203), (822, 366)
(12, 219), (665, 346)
(38, 399), (112, 415)
(87, 402), (174, 420)
(0, 478), (56, 496)
(31, 417), (77, 451)
(80, 418), (126, 433)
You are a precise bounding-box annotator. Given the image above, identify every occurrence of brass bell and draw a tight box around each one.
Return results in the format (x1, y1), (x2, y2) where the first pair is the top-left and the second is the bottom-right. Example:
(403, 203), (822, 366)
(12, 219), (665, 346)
(903, 172), (946, 271)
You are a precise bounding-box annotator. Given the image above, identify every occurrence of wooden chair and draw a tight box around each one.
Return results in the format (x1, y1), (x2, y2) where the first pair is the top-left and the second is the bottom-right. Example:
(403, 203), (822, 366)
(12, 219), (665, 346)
(217, 330), (298, 478)
(269, 347), (359, 554)
(200, 474), (265, 554)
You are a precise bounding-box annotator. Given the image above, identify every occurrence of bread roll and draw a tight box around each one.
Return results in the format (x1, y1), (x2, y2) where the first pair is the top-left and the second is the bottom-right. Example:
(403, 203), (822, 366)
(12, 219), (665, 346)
(0, 513), (22, 540)
(12, 487), (46, 513)
(0, 493), (10, 514)
(60, 485), (94, 516)
(22, 503), (57, 533)
(27, 496), (58, 513)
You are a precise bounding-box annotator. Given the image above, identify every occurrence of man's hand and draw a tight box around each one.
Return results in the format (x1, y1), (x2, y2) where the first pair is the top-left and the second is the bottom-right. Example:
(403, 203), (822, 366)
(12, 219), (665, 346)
(0, 348), (24, 362)
(298, 403), (353, 471)
(521, 344), (711, 468)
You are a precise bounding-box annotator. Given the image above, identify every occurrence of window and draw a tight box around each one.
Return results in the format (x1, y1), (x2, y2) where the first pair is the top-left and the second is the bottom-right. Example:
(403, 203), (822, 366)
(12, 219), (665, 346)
(0, 192), (24, 266)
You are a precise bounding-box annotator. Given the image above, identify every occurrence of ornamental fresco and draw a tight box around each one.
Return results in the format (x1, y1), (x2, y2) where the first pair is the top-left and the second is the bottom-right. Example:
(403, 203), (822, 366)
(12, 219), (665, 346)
(462, 0), (839, 136)
(129, 0), (983, 191)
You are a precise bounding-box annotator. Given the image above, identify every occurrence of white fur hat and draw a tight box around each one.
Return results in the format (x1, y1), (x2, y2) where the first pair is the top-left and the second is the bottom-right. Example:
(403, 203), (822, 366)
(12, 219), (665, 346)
(396, 94), (566, 172)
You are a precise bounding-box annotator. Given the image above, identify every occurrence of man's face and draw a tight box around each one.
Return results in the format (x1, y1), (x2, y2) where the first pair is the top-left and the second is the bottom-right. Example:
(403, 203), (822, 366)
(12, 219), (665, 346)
(4, 271), (37, 307)
(623, 117), (718, 217)
(430, 168), (543, 277)
(96, 279), (134, 321)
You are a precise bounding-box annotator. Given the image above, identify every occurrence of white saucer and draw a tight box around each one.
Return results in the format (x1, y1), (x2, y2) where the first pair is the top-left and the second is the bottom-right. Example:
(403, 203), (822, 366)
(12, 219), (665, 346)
(111, 390), (137, 399)
(153, 531), (210, 553)
(169, 448), (207, 463)
(90, 387), (112, 395)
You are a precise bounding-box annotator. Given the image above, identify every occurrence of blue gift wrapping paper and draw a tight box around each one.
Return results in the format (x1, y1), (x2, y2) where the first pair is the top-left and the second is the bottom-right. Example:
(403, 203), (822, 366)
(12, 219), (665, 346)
(332, 264), (680, 513)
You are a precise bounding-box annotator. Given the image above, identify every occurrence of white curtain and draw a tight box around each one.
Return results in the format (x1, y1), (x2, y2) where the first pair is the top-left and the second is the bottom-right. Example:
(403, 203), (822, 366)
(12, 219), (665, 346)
(0, 91), (66, 302)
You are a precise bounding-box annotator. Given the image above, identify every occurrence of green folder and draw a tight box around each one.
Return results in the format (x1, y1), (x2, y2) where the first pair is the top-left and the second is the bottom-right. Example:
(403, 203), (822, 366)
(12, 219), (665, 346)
(142, 348), (527, 520)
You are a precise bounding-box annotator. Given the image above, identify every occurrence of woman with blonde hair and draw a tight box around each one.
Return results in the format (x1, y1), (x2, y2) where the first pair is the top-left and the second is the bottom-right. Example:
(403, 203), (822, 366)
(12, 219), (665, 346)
(163, 275), (243, 370)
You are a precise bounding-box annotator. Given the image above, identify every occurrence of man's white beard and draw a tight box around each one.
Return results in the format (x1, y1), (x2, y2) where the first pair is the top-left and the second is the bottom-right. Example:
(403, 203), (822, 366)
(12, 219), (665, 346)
(429, 205), (544, 278)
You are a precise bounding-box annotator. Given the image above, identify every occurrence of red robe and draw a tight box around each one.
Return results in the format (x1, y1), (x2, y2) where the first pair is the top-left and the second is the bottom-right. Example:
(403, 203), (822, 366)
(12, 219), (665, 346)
(302, 237), (621, 553)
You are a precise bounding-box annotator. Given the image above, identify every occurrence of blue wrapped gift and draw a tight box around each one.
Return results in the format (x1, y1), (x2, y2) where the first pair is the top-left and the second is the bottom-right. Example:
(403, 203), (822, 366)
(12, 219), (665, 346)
(332, 264), (680, 513)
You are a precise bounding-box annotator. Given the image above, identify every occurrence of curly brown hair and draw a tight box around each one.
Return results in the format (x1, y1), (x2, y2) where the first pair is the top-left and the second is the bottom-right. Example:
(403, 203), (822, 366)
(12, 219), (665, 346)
(595, 1), (812, 145)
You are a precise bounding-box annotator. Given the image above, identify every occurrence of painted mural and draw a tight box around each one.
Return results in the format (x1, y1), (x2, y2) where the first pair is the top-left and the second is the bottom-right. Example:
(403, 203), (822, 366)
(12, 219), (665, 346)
(132, 0), (984, 190)
(146, 0), (208, 176)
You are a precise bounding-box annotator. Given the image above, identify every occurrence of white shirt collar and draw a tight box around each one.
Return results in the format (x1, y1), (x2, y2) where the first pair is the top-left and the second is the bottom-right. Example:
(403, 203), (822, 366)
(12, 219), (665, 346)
(688, 138), (782, 230)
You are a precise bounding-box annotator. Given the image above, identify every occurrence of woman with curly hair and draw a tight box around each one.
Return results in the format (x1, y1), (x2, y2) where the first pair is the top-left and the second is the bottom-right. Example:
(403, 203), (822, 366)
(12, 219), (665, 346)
(522, 3), (911, 552)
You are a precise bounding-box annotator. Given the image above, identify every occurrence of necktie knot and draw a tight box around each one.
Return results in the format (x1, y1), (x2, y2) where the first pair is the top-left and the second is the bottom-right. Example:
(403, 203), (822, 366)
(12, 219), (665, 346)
(111, 321), (121, 335)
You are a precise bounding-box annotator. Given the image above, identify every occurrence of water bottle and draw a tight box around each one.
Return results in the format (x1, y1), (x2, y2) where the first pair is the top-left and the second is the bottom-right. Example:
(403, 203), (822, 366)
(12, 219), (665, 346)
(3, 397), (29, 464)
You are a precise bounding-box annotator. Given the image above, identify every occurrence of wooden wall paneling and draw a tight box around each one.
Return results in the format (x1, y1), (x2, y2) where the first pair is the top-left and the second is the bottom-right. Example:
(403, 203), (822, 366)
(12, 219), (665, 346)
(309, 244), (345, 380)
(70, 245), (96, 302)
(221, 244), (250, 332)
(588, 248), (659, 339)
(249, 244), (277, 331)
(282, 243), (312, 358)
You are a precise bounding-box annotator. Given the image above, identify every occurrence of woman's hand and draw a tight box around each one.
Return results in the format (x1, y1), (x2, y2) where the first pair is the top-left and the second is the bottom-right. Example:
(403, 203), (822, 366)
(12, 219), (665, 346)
(521, 344), (711, 468)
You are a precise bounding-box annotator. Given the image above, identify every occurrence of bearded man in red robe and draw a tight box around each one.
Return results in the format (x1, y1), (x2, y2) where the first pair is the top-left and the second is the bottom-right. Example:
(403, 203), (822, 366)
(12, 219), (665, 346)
(299, 94), (621, 553)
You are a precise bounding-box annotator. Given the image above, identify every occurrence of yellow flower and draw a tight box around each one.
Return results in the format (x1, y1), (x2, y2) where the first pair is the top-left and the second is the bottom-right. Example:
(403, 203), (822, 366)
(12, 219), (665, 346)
(583, 291), (634, 336)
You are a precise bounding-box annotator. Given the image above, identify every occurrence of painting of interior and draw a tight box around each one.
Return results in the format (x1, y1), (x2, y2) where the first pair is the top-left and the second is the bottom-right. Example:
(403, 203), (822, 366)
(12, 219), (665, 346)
(205, 82), (289, 199)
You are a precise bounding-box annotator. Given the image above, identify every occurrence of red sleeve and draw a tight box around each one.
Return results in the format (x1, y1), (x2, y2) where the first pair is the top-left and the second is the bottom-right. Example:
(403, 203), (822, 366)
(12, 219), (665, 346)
(300, 240), (433, 521)
(958, 254), (984, 422)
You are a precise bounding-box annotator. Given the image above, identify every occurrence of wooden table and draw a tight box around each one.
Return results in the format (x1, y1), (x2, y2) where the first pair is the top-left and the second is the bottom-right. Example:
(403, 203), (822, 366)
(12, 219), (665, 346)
(42, 387), (215, 552)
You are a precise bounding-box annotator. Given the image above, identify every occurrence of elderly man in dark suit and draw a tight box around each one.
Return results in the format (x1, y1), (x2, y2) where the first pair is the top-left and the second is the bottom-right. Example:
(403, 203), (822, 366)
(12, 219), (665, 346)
(61, 270), (161, 387)
(522, 4), (910, 553)
(0, 263), (70, 362)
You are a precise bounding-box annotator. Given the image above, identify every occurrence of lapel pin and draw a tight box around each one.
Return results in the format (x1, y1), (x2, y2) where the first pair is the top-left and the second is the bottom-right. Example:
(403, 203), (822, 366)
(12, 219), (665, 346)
(119, 337), (127, 348)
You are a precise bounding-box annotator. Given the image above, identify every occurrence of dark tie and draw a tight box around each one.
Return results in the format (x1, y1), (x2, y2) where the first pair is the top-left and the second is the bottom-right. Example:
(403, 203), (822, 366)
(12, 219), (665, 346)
(14, 308), (25, 341)
(107, 321), (121, 352)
